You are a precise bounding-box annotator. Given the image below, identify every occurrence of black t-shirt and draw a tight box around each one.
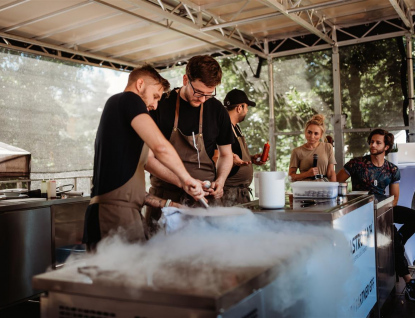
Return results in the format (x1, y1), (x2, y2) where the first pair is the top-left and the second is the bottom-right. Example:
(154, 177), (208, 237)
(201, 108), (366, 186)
(91, 91), (148, 197)
(150, 89), (234, 158)
(228, 124), (243, 178)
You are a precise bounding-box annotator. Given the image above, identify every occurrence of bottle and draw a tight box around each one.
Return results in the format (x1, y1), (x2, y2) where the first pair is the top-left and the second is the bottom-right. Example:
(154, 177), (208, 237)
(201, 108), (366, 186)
(338, 182), (348, 197)
(47, 180), (57, 199)
(260, 141), (270, 162)
(40, 180), (47, 198)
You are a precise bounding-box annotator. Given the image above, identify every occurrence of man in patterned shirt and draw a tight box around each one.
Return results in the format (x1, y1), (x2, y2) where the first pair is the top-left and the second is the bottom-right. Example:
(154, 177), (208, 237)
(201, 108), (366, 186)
(337, 128), (415, 301)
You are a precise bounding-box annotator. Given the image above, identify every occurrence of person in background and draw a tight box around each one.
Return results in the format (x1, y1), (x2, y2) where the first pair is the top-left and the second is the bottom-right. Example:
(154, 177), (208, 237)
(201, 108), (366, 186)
(337, 128), (415, 301)
(289, 114), (336, 182)
(82, 65), (204, 251)
(325, 135), (334, 147)
(212, 89), (266, 205)
(145, 55), (234, 228)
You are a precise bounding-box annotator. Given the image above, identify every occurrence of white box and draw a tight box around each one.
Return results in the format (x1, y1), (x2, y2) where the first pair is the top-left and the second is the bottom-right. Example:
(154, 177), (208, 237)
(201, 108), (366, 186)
(291, 181), (339, 198)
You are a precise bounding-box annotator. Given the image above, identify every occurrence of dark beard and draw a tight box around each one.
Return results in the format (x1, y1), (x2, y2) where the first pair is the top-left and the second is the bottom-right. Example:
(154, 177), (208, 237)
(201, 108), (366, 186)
(370, 147), (386, 156)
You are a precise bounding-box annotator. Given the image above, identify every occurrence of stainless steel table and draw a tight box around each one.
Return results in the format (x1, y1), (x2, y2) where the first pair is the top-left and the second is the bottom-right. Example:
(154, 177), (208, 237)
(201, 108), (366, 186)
(242, 194), (378, 318)
(33, 194), (379, 318)
(0, 197), (89, 308)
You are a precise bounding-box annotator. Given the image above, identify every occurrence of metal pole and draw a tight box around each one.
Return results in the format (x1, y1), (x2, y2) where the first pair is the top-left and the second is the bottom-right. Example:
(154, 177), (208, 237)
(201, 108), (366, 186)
(266, 39), (276, 171)
(332, 27), (345, 171)
(406, 34), (415, 142)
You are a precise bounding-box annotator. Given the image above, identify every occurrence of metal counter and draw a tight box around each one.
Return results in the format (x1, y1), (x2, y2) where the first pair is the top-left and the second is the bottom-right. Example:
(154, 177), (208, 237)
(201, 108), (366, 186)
(32, 194), (377, 318)
(241, 194), (373, 223)
(0, 197), (89, 309)
(373, 196), (395, 315)
(243, 194), (378, 317)
(0, 196), (90, 212)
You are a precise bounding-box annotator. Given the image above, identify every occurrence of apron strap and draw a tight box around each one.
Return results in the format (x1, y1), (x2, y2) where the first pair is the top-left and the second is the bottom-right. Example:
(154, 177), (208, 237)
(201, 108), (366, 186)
(199, 103), (203, 135)
(174, 88), (180, 129)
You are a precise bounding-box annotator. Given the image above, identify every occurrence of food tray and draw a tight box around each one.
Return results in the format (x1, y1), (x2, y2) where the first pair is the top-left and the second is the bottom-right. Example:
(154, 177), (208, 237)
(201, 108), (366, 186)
(291, 181), (339, 198)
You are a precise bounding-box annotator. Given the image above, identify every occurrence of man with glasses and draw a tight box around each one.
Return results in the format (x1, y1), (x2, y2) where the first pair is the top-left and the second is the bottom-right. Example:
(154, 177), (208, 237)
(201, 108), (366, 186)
(82, 65), (204, 250)
(145, 55), (234, 230)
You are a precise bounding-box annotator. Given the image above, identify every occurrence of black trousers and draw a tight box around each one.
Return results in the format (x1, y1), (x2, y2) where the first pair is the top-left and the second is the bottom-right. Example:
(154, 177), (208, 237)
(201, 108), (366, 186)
(395, 226), (410, 277)
(394, 205), (415, 277)
(394, 205), (415, 245)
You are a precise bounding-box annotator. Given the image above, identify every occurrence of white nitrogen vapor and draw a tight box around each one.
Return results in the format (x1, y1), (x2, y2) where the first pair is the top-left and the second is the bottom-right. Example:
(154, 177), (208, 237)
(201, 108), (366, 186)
(59, 207), (358, 317)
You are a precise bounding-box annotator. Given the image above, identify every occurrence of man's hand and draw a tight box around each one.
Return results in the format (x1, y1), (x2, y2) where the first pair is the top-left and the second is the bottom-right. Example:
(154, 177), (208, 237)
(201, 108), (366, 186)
(251, 153), (266, 166)
(182, 177), (205, 201)
(208, 178), (225, 199)
(233, 153), (250, 166)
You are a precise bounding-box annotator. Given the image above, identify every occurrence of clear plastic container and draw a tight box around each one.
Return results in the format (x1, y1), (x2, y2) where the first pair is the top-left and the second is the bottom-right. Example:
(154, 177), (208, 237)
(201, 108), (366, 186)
(291, 181), (339, 198)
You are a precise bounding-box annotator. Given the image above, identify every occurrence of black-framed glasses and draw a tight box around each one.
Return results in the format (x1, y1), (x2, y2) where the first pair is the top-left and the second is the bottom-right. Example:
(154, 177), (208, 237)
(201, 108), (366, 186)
(188, 81), (216, 99)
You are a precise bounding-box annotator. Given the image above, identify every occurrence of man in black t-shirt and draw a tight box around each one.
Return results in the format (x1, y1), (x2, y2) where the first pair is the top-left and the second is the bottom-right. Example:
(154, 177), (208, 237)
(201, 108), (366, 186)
(146, 55), (233, 223)
(214, 89), (265, 205)
(83, 65), (204, 250)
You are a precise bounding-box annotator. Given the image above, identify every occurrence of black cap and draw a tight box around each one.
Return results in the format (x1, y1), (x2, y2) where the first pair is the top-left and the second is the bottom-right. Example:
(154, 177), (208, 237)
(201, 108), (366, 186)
(224, 89), (256, 108)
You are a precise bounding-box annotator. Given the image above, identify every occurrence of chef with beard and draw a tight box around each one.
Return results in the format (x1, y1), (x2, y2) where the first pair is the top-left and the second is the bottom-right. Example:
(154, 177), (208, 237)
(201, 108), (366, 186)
(214, 89), (266, 206)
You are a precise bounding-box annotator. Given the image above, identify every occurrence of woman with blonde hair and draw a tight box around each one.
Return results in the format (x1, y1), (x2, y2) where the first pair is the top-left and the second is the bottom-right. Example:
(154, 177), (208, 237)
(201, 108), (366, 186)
(289, 114), (336, 181)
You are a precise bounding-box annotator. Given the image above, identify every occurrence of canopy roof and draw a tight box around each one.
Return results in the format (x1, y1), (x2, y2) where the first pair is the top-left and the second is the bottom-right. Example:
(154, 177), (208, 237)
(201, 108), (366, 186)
(1, 0), (414, 70)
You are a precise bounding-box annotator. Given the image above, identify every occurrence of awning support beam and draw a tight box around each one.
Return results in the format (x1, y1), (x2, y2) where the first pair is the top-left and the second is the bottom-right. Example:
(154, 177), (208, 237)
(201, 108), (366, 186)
(263, 0), (334, 45)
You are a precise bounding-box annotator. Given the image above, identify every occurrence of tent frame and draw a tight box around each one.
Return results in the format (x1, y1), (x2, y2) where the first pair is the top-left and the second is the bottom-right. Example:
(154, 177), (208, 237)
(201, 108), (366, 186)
(1, 0), (415, 170)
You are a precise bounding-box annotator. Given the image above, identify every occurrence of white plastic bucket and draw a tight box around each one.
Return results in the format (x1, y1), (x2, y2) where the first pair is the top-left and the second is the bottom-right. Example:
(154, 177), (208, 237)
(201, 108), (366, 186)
(254, 171), (286, 209)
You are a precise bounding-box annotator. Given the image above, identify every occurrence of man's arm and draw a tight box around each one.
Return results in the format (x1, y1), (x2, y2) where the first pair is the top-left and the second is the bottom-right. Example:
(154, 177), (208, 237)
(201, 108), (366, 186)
(131, 113), (204, 200)
(336, 168), (350, 183)
(210, 144), (233, 199)
(145, 149), (182, 188)
(389, 183), (400, 207)
(144, 192), (185, 209)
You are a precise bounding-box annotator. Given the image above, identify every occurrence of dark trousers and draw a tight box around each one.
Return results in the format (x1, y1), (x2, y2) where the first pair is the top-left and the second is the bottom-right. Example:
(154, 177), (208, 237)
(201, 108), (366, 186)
(394, 205), (415, 277)
(395, 226), (410, 277)
(394, 205), (415, 245)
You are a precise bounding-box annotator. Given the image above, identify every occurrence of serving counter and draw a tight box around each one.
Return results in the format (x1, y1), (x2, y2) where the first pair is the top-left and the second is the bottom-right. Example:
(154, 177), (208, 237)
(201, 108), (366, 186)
(0, 196), (90, 309)
(32, 194), (387, 318)
(242, 194), (395, 318)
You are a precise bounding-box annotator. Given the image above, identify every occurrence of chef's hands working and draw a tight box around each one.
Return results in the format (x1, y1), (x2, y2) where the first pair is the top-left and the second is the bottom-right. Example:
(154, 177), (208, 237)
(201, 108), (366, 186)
(204, 178), (225, 199)
(182, 177), (205, 201)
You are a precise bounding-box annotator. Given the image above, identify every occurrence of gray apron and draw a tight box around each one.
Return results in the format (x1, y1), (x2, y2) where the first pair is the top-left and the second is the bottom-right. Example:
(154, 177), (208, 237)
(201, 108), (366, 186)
(222, 124), (253, 206)
(90, 145), (149, 243)
(146, 89), (215, 229)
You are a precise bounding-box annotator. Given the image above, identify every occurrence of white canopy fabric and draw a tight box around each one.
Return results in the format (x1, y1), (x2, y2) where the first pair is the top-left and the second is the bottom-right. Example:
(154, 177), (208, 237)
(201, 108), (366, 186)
(0, 0), (414, 70)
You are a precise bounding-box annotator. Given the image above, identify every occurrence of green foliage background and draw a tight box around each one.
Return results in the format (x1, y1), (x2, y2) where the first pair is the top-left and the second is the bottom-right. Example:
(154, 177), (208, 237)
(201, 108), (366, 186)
(0, 36), (409, 180)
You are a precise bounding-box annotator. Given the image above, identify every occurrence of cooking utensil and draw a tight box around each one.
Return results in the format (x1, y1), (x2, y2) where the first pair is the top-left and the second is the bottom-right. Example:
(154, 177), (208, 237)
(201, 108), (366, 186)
(56, 184), (74, 194)
(199, 198), (209, 209)
(300, 199), (335, 208)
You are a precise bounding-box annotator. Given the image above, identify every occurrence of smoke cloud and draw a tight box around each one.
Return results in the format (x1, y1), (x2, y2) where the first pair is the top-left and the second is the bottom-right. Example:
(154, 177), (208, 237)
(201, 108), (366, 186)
(60, 207), (358, 317)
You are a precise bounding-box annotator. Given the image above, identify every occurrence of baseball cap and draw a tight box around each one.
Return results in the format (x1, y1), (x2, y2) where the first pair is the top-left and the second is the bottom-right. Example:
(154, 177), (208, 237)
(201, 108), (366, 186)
(224, 89), (256, 107)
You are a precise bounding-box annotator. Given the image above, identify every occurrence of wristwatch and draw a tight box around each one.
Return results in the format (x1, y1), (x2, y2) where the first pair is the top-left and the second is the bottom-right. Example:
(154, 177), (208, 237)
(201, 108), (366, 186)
(164, 199), (172, 207)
